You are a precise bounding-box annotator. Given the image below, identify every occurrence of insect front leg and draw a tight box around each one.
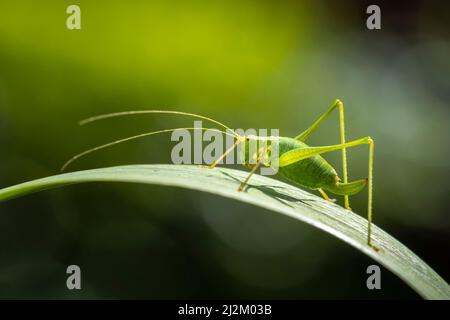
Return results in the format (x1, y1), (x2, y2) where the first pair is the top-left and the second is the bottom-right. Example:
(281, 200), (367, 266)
(208, 137), (243, 169)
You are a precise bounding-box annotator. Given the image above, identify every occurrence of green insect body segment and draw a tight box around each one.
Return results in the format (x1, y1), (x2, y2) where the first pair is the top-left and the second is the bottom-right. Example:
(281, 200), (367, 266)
(274, 137), (367, 196)
(238, 136), (274, 168)
(276, 137), (338, 190)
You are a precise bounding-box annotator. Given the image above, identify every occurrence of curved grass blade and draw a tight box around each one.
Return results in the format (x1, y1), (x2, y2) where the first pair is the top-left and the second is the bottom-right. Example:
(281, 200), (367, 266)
(0, 164), (449, 299)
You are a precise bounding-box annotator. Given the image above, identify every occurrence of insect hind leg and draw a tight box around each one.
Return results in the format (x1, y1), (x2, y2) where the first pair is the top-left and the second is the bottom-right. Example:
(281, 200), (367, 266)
(294, 99), (351, 210)
(278, 136), (376, 249)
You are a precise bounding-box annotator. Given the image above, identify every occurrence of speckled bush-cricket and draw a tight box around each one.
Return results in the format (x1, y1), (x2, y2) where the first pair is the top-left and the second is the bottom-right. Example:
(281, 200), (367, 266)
(62, 99), (375, 247)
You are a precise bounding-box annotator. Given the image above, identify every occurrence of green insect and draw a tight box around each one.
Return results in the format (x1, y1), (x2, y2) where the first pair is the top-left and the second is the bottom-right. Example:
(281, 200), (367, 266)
(62, 99), (375, 248)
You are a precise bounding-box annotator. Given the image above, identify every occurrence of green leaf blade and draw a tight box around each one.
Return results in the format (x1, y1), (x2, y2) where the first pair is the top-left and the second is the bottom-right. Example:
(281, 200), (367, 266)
(0, 164), (449, 299)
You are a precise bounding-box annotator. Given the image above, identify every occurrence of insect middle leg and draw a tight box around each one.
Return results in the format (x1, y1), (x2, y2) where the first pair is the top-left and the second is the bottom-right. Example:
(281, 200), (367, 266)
(238, 145), (271, 192)
(238, 161), (262, 192)
(278, 136), (375, 248)
(295, 99), (351, 209)
(318, 188), (336, 202)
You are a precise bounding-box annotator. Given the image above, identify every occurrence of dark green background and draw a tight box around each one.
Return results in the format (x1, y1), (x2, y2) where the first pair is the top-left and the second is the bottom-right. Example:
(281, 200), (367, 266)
(0, 1), (449, 298)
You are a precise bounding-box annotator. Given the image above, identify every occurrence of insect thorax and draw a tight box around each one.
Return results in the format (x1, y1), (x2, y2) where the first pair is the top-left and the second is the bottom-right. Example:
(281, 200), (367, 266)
(239, 135), (278, 167)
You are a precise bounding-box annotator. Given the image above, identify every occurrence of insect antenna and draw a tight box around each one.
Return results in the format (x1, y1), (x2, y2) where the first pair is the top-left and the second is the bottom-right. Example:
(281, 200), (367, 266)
(79, 110), (239, 138)
(61, 127), (236, 172)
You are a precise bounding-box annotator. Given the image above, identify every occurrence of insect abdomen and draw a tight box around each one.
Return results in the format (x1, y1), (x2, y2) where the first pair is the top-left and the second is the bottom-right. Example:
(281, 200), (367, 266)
(277, 137), (338, 190)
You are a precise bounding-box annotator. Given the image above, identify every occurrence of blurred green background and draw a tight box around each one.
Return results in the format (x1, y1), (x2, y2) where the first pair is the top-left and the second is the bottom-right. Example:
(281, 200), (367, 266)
(0, 0), (449, 298)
